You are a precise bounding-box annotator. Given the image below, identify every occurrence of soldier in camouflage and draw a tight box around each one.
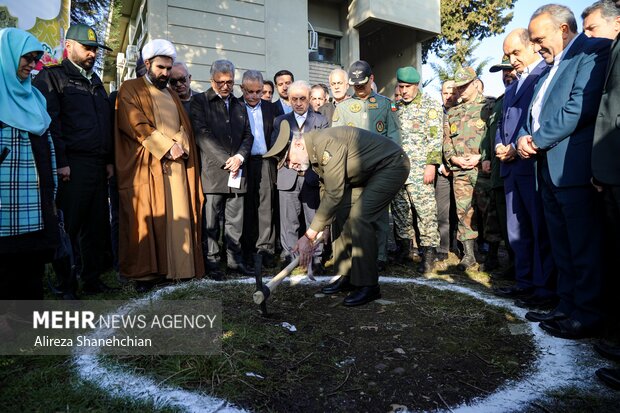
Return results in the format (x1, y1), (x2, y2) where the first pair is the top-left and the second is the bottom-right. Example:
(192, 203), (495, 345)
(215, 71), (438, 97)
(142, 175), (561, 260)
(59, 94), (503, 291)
(391, 66), (442, 273)
(444, 67), (496, 270)
(331, 60), (400, 271)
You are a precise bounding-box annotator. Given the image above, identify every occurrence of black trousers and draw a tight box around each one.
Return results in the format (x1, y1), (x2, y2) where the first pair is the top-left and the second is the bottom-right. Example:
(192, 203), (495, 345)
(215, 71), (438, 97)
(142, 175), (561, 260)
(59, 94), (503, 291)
(601, 184), (620, 323)
(242, 158), (276, 255)
(56, 156), (109, 285)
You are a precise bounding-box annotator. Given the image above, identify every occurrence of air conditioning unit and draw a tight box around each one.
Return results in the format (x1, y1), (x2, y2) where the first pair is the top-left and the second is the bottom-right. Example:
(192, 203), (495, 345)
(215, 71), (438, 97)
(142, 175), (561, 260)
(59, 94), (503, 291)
(126, 45), (139, 66)
(308, 22), (318, 53)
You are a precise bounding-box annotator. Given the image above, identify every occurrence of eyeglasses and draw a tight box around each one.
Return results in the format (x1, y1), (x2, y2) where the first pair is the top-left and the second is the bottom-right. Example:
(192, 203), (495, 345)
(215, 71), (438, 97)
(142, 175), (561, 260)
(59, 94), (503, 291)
(169, 77), (188, 86)
(21, 53), (41, 65)
(243, 88), (263, 96)
(212, 79), (234, 87)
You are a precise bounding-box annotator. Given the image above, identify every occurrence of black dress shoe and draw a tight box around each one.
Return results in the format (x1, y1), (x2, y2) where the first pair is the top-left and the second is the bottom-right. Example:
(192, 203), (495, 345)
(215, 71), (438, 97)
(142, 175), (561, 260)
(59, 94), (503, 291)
(594, 341), (620, 362)
(343, 286), (381, 307)
(258, 251), (275, 269)
(134, 280), (156, 293)
(596, 368), (620, 390)
(312, 262), (325, 276)
(227, 263), (253, 275)
(514, 295), (558, 310)
(82, 280), (118, 295)
(540, 318), (601, 340)
(280, 256), (293, 270)
(208, 269), (225, 281)
(321, 276), (354, 294)
(60, 291), (80, 300)
(493, 285), (534, 299)
(525, 308), (568, 323)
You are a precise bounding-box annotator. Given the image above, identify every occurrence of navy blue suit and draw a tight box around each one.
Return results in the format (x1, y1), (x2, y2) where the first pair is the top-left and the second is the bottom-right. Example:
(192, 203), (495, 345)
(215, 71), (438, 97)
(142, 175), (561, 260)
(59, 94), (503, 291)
(496, 60), (555, 297)
(519, 33), (611, 326)
(272, 110), (328, 260)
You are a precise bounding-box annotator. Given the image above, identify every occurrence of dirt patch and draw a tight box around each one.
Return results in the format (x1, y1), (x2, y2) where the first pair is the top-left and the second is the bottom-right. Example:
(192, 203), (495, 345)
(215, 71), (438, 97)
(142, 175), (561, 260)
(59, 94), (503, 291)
(113, 279), (535, 412)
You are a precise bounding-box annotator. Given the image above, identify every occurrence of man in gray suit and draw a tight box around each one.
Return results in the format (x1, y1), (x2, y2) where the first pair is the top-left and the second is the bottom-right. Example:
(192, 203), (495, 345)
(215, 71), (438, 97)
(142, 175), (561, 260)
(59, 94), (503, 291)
(272, 81), (328, 271)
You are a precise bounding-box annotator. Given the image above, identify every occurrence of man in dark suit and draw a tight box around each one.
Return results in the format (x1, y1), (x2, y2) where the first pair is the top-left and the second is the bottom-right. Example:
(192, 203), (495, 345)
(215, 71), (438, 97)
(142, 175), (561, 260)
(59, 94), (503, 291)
(517, 4), (611, 339)
(584, 0), (620, 391)
(273, 70), (294, 115)
(492, 28), (557, 309)
(191, 59), (254, 278)
(272, 80), (328, 271)
(239, 70), (279, 267)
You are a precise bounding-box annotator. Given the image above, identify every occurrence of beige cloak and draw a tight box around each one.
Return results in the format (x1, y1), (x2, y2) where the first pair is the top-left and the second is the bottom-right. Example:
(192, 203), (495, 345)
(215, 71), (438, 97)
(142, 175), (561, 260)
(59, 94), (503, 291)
(115, 77), (204, 279)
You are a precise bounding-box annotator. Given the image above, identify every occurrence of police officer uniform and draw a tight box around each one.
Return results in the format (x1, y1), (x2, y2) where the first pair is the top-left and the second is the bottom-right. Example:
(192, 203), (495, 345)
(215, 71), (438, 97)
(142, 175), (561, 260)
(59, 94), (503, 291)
(33, 24), (113, 294)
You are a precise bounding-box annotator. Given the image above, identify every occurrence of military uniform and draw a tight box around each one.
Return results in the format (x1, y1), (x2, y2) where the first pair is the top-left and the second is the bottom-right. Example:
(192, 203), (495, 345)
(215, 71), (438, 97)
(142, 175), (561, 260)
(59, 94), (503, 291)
(444, 93), (496, 242)
(331, 90), (400, 264)
(304, 127), (409, 286)
(331, 91), (400, 144)
(392, 91), (442, 248)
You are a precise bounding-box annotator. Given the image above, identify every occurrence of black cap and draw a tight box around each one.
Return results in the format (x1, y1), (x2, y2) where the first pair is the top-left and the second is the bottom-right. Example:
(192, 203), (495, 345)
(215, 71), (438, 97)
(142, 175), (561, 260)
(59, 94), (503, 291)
(489, 55), (513, 73)
(348, 60), (372, 85)
(66, 23), (112, 51)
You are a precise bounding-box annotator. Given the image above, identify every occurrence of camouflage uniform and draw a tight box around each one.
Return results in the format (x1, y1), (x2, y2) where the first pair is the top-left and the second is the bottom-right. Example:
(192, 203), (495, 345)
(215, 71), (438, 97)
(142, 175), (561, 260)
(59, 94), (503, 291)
(332, 91), (401, 262)
(444, 93), (496, 242)
(392, 91), (442, 248)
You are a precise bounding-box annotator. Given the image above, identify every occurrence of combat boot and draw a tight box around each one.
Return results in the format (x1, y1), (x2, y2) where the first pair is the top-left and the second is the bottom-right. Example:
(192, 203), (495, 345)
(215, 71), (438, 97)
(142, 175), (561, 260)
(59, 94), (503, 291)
(457, 240), (477, 271)
(395, 239), (411, 263)
(417, 247), (436, 274)
(482, 242), (500, 272)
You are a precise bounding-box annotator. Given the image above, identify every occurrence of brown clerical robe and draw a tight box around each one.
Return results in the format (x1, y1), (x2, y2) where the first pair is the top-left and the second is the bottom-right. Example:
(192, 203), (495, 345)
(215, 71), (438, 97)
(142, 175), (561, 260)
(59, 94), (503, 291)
(115, 77), (204, 279)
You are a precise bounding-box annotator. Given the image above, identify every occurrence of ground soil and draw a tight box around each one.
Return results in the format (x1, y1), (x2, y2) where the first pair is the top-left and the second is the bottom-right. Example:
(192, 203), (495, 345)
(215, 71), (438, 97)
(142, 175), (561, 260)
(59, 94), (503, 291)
(117, 278), (536, 412)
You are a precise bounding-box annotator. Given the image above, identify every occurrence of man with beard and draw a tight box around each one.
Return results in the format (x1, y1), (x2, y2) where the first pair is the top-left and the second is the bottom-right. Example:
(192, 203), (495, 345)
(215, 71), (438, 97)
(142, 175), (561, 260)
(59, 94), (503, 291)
(115, 39), (205, 289)
(34, 24), (115, 296)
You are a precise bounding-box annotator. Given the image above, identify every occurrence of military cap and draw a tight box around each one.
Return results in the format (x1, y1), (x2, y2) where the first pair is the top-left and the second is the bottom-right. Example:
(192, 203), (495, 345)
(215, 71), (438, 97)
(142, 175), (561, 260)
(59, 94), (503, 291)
(396, 66), (421, 84)
(489, 55), (513, 73)
(263, 121), (292, 168)
(66, 23), (112, 51)
(348, 60), (372, 85)
(453, 66), (477, 87)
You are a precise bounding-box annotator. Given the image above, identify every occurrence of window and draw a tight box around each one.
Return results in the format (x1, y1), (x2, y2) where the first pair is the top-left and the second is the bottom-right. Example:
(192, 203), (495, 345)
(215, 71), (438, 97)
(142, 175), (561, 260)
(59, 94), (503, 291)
(309, 34), (340, 64)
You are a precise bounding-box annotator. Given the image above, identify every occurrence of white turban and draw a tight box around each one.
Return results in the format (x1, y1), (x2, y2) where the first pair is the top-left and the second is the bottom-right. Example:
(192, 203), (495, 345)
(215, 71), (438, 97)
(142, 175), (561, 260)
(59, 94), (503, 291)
(141, 39), (177, 62)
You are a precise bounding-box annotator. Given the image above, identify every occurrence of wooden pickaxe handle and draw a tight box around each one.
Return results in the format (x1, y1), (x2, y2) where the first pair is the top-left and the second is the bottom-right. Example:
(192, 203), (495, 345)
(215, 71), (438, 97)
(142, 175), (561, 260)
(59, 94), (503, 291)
(253, 232), (324, 305)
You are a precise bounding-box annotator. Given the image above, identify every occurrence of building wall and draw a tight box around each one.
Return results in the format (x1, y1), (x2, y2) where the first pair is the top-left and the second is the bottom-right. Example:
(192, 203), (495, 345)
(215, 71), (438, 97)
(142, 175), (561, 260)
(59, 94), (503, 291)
(145, 0), (309, 94)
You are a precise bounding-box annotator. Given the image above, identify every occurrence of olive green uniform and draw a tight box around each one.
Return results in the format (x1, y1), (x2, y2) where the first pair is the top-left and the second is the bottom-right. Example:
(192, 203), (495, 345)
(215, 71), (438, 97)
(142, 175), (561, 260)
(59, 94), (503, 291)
(331, 91), (401, 262)
(306, 126), (409, 286)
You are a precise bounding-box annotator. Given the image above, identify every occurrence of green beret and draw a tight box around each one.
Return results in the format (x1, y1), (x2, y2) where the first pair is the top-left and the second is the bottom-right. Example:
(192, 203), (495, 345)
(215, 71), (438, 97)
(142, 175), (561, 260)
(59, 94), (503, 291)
(396, 66), (420, 84)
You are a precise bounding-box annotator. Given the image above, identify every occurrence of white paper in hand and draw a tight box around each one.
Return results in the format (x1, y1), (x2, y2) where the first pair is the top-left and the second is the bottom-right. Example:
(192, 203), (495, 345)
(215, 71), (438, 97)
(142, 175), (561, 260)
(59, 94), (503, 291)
(228, 169), (242, 188)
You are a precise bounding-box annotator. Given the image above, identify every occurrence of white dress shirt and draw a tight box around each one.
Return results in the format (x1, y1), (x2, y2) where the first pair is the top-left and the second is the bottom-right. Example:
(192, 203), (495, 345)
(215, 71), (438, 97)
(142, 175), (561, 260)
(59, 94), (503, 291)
(246, 101), (267, 156)
(295, 112), (307, 129)
(280, 98), (293, 114)
(531, 36), (578, 134)
(515, 58), (543, 93)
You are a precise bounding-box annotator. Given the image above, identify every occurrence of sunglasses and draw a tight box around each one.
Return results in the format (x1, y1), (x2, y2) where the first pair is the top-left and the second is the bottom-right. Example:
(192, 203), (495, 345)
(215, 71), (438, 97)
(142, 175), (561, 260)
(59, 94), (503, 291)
(169, 77), (188, 86)
(21, 53), (41, 65)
